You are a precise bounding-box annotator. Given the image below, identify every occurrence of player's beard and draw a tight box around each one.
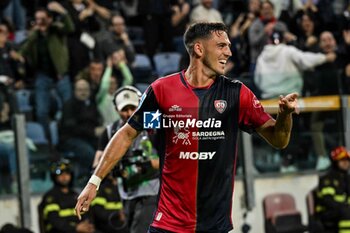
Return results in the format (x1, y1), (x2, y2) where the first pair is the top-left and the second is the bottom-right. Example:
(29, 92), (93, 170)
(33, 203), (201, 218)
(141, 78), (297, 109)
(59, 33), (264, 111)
(202, 56), (225, 76)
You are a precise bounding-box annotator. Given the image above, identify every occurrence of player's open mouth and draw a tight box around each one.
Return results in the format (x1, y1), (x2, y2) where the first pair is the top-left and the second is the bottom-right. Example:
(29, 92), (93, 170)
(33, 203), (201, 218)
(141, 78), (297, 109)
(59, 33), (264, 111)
(219, 60), (226, 65)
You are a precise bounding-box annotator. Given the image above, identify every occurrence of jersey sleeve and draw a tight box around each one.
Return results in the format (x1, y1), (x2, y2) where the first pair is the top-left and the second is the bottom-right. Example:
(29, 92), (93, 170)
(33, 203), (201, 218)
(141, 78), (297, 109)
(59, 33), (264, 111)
(239, 84), (272, 133)
(128, 85), (160, 131)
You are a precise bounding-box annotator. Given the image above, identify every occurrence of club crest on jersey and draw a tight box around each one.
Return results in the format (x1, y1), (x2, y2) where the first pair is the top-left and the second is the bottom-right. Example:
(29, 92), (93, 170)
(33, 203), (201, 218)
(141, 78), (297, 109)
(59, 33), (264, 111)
(214, 100), (227, 113)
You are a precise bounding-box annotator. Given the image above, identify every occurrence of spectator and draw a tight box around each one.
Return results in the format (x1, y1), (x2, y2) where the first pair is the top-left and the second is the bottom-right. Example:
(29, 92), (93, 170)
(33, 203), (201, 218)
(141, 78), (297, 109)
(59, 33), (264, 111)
(58, 79), (104, 185)
(171, 0), (191, 53)
(248, 0), (295, 74)
(311, 31), (350, 96)
(75, 58), (105, 97)
(84, 0), (112, 30)
(231, 0), (261, 38)
(317, 0), (349, 40)
(0, 19), (25, 91)
(96, 14), (136, 64)
(38, 159), (95, 233)
(96, 50), (133, 126)
(316, 146), (350, 233)
(63, 0), (101, 78)
(0, 92), (16, 194)
(190, 0), (223, 24)
(110, 49), (134, 87)
(254, 29), (335, 172)
(19, 2), (75, 140)
(290, 0), (323, 38)
(254, 29), (335, 100)
(310, 30), (350, 170)
(228, 0), (261, 77)
(294, 12), (320, 52)
(0, 91), (34, 193)
(294, 12), (322, 95)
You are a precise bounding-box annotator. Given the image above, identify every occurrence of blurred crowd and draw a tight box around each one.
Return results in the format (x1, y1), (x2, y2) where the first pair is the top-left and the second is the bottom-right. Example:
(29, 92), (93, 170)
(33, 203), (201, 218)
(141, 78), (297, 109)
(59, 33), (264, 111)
(1, 0), (350, 194)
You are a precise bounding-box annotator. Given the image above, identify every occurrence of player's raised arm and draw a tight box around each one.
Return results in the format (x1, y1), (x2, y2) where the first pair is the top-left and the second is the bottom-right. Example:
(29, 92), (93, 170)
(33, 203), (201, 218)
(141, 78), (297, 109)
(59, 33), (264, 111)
(256, 93), (299, 149)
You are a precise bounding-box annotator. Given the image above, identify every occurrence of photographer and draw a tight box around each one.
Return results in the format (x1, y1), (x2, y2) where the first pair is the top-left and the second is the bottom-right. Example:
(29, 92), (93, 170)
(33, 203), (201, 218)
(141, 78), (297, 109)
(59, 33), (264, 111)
(19, 1), (74, 140)
(92, 86), (159, 233)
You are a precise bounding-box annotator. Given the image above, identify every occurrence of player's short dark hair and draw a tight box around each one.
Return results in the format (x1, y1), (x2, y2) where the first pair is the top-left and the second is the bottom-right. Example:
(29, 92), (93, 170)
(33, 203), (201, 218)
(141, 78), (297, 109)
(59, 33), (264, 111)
(183, 22), (228, 55)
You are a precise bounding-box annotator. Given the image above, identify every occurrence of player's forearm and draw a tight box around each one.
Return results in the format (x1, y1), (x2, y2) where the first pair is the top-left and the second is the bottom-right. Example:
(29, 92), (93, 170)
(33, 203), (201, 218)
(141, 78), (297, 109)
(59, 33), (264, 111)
(93, 125), (138, 179)
(272, 112), (293, 149)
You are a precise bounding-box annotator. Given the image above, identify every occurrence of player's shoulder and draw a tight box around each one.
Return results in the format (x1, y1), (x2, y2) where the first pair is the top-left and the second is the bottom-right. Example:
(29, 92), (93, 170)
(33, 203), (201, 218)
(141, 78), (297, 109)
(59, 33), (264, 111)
(150, 71), (183, 91)
(153, 72), (182, 83)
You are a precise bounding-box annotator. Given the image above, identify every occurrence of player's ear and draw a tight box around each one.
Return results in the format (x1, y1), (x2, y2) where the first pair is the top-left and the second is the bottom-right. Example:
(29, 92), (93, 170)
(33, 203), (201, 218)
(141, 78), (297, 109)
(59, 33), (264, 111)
(193, 41), (203, 57)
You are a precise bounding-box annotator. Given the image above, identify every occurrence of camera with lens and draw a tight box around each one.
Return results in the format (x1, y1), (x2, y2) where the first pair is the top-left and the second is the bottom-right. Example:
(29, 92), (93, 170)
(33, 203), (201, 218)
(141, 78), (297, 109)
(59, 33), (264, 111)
(113, 147), (158, 192)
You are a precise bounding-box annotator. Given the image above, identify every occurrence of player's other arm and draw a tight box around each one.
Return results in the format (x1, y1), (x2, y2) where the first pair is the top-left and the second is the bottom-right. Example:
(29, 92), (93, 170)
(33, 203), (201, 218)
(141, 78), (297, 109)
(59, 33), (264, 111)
(256, 93), (298, 149)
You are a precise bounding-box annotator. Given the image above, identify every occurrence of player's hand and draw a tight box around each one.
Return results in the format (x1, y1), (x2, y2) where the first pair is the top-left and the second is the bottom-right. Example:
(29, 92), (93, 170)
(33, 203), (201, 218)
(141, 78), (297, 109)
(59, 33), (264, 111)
(278, 93), (299, 115)
(75, 183), (97, 220)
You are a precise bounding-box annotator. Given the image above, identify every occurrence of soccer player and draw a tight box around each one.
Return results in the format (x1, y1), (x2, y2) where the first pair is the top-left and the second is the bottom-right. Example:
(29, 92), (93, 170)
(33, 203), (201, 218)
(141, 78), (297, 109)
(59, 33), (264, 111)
(75, 22), (299, 233)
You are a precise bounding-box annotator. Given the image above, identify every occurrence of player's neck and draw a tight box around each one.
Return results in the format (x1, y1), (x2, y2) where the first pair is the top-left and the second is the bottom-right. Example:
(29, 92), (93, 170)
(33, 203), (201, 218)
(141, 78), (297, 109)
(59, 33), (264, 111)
(185, 64), (215, 88)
